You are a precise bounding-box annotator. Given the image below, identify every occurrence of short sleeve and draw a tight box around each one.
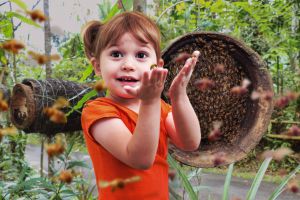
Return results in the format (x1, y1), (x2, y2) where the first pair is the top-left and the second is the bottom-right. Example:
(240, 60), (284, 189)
(161, 99), (172, 120)
(81, 99), (120, 140)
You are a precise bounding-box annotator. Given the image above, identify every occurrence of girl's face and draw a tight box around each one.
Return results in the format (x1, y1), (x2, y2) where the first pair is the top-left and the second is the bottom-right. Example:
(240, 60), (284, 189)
(94, 33), (162, 100)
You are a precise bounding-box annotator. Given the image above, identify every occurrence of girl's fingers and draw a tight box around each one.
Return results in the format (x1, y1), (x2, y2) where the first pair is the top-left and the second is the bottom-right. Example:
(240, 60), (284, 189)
(142, 71), (150, 86)
(161, 69), (168, 83)
(157, 69), (167, 87)
(150, 68), (166, 86)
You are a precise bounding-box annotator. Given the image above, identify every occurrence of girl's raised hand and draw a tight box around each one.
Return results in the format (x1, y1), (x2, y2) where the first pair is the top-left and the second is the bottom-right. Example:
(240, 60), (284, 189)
(168, 50), (200, 99)
(124, 67), (168, 102)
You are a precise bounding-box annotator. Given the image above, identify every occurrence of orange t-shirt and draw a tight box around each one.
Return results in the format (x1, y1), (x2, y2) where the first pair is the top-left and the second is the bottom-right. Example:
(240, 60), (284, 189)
(81, 97), (172, 200)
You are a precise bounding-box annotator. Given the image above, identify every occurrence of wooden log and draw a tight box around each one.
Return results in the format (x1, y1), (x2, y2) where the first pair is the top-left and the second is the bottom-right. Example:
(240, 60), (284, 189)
(10, 79), (103, 135)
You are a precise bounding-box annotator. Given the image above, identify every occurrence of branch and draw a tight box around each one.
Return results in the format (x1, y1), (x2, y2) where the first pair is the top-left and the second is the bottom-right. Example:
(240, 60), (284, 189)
(270, 120), (300, 125)
(0, 1), (9, 7)
(156, 0), (193, 24)
(13, 0), (42, 31)
(118, 0), (126, 12)
(266, 134), (300, 140)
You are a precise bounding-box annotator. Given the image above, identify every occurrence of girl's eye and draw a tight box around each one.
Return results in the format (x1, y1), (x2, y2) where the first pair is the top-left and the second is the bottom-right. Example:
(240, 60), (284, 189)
(111, 51), (123, 58)
(136, 52), (147, 59)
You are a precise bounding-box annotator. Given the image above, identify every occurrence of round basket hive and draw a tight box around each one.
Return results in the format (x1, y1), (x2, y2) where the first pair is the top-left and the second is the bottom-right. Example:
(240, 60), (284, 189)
(162, 32), (274, 168)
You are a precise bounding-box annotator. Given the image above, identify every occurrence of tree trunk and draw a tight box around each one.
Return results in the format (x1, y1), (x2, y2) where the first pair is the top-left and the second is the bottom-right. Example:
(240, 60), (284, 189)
(44, 0), (52, 79)
(8, 1), (16, 84)
(290, 1), (299, 72)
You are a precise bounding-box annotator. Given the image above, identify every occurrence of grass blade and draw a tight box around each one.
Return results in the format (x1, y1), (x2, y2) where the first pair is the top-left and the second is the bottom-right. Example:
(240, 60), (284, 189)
(268, 164), (300, 200)
(168, 154), (198, 200)
(246, 157), (272, 200)
(222, 163), (234, 200)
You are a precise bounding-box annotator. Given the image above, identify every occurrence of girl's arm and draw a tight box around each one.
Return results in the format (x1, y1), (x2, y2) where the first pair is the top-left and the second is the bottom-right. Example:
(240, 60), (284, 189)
(165, 52), (201, 151)
(91, 68), (168, 169)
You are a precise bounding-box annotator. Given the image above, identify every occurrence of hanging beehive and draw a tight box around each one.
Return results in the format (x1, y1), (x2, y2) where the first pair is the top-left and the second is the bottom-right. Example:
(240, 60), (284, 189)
(162, 32), (273, 167)
(10, 79), (103, 135)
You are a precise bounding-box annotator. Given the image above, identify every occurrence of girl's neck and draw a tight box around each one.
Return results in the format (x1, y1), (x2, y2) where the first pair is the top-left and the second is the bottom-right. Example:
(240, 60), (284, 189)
(106, 94), (140, 113)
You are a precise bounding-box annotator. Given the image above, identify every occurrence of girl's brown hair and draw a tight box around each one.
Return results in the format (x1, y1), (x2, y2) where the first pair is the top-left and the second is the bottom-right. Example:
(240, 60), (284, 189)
(81, 11), (161, 61)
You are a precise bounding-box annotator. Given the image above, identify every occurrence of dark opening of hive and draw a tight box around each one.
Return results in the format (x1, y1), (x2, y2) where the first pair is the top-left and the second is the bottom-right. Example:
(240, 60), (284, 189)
(10, 84), (35, 129)
(162, 32), (273, 167)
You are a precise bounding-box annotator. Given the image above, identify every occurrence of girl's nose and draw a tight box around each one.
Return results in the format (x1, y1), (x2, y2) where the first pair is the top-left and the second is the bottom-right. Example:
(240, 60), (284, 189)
(121, 59), (135, 71)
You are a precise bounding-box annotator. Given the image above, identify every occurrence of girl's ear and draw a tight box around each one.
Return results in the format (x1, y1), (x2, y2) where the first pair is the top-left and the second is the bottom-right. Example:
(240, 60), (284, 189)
(158, 58), (164, 67)
(90, 57), (101, 76)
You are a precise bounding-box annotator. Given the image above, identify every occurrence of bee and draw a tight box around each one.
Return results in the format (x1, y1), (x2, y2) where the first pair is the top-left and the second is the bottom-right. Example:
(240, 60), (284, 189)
(99, 176), (141, 192)
(287, 125), (300, 136)
(0, 92), (8, 111)
(174, 52), (191, 64)
(46, 142), (65, 157)
(287, 179), (299, 193)
(28, 51), (60, 65)
(211, 152), (226, 166)
(208, 121), (223, 141)
(26, 9), (47, 22)
(1, 39), (25, 54)
(0, 126), (18, 137)
(251, 90), (273, 101)
(194, 78), (215, 92)
(150, 64), (157, 70)
(59, 170), (73, 184)
(214, 63), (225, 73)
(93, 80), (106, 92)
(260, 147), (293, 161)
(230, 79), (251, 96)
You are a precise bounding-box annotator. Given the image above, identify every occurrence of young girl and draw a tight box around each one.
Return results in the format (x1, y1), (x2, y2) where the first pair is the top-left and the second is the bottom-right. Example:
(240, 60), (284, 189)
(81, 11), (201, 200)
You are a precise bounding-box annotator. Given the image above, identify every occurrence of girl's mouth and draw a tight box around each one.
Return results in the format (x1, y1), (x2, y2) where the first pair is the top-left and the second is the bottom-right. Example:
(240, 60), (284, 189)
(116, 76), (138, 86)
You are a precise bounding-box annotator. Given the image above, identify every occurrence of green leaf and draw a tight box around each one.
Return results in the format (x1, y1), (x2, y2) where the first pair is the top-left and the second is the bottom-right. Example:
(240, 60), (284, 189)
(104, 0), (133, 22)
(9, 0), (27, 10)
(38, 178), (57, 192)
(6, 11), (41, 28)
(268, 164), (300, 200)
(222, 163), (234, 200)
(79, 64), (93, 82)
(0, 19), (13, 38)
(246, 157), (272, 200)
(65, 89), (97, 116)
(168, 154), (198, 200)
(65, 137), (75, 156)
(67, 160), (90, 169)
(60, 189), (76, 195)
